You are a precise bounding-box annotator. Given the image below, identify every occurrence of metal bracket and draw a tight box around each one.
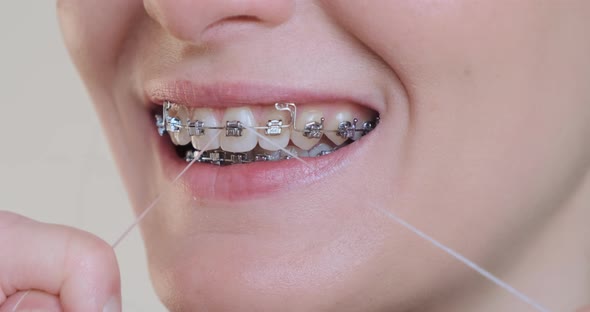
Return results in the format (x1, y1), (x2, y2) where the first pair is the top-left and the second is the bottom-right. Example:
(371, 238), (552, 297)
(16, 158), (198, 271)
(303, 118), (325, 138)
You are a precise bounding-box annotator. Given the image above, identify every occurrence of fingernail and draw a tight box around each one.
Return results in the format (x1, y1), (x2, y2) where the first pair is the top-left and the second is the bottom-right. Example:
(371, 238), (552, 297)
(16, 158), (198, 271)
(102, 296), (121, 312)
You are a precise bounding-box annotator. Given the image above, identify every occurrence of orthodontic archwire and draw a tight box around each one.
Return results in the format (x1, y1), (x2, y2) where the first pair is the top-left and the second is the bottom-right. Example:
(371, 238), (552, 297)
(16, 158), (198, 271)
(155, 101), (379, 165)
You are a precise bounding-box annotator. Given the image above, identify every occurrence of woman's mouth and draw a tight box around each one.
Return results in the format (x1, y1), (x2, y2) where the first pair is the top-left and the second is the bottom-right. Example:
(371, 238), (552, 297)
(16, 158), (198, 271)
(147, 81), (382, 201)
(156, 101), (379, 165)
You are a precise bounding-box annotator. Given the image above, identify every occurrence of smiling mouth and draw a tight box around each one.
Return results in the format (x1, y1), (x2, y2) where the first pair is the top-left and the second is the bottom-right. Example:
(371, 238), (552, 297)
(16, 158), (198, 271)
(156, 101), (380, 166)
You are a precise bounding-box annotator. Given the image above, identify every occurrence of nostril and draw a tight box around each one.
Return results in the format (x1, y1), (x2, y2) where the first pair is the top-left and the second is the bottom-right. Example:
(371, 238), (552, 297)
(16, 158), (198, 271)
(223, 15), (261, 23)
(204, 15), (261, 32)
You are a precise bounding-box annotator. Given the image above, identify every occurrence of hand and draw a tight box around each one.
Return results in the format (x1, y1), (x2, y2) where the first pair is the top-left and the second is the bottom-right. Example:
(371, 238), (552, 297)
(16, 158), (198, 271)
(578, 305), (590, 312)
(0, 211), (121, 312)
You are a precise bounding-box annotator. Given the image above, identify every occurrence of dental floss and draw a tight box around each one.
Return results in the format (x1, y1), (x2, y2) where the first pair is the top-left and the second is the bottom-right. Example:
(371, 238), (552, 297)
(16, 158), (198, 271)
(247, 128), (553, 312)
(112, 104), (552, 311)
(110, 131), (221, 249)
(10, 290), (30, 312)
(367, 202), (551, 312)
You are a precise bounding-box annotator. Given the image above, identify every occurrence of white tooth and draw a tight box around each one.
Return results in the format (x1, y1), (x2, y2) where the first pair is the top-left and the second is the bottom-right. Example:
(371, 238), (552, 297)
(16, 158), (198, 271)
(190, 108), (220, 151)
(173, 106), (191, 145)
(290, 108), (323, 150)
(220, 107), (258, 153)
(168, 130), (180, 145)
(308, 143), (333, 157)
(324, 110), (355, 146)
(257, 108), (291, 151)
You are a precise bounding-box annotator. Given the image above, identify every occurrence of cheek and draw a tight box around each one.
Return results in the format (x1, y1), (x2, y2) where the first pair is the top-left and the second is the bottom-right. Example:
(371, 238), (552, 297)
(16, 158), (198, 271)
(57, 0), (145, 85)
(325, 0), (590, 261)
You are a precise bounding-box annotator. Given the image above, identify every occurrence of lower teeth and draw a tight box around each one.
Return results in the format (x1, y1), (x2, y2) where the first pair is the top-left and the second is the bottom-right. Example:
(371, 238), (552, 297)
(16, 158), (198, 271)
(179, 140), (344, 166)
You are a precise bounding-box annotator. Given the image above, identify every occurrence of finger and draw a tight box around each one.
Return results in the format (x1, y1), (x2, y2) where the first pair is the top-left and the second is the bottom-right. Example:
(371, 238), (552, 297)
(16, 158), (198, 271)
(577, 305), (590, 312)
(0, 290), (62, 312)
(0, 211), (121, 312)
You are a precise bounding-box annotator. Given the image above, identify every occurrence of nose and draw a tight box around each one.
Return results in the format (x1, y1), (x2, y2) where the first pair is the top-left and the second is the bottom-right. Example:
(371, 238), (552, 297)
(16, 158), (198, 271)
(144, 0), (295, 44)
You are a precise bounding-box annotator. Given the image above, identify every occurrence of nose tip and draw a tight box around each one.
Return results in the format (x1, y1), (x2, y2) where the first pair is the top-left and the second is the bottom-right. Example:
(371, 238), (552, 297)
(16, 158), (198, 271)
(145, 0), (295, 44)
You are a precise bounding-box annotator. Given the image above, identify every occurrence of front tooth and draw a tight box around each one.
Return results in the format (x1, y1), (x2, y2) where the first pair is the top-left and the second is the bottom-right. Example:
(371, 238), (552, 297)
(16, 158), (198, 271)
(324, 110), (355, 146)
(191, 108), (220, 151)
(257, 108), (291, 151)
(290, 108), (323, 150)
(220, 107), (258, 153)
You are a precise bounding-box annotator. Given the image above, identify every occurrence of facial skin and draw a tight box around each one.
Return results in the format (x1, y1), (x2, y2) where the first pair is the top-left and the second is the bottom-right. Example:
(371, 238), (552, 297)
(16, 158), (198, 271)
(57, 1), (590, 311)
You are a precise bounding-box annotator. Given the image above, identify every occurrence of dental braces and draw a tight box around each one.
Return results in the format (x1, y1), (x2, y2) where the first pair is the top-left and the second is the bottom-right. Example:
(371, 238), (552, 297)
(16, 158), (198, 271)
(155, 101), (378, 165)
(156, 101), (379, 139)
(184, 148), (334, 165)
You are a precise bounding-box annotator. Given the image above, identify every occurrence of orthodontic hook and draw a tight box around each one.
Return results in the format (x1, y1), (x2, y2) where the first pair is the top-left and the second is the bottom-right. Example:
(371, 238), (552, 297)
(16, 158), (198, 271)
(275, 102), (326, 138)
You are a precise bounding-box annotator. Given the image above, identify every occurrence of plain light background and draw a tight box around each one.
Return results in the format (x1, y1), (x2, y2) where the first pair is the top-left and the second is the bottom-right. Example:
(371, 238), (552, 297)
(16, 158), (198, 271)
(0, 2), (167, 311)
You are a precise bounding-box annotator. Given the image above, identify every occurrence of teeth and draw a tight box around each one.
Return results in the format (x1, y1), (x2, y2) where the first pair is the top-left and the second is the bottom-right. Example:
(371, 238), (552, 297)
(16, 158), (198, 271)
(220, 107), (258, 153)
(160, 102), (380, 165)
(257, 108), (291, 151)
(168, 105), (191, 145)
(290, 107), (323, 150)
(324, 110), (355, 146)
(190, 108), (220, 151)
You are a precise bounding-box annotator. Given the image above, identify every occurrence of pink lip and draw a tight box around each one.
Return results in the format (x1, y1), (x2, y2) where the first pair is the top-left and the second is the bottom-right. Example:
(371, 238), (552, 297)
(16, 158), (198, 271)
(146, 80), (378, 201)
(156, 134), (359, 202)
(145, 80), (381, 111)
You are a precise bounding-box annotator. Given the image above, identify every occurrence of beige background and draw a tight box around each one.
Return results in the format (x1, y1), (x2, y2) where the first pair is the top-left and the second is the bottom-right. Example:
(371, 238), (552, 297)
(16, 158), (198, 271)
(0, 2), (166, 311)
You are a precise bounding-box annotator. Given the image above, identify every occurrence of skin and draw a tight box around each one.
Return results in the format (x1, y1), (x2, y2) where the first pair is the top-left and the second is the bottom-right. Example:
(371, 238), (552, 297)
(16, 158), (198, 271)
(1, 0), (589, 311)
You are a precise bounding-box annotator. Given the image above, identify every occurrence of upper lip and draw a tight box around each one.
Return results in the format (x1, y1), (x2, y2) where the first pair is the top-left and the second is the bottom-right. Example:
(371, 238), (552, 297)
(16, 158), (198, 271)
(144, 79), (383, 111)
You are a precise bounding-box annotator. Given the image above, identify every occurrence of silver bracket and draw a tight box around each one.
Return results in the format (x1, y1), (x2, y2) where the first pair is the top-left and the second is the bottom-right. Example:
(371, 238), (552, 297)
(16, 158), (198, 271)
(303, 117), (325, 138)
(161, 102), (182, 133)
(337, 118), (358, 139)
(188, 120), (205, 136)
(205, 151), (224, 165)
(229, 153), (247, 164)
(265, 119), (283, 136)
(166, 117), (182, 133)
(225, 120), (244, 137)
(255, 154), (271, 162)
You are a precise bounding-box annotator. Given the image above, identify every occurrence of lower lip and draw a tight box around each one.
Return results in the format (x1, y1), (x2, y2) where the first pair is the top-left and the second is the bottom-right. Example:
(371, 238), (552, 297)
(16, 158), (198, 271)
(155, 132), (361, 202)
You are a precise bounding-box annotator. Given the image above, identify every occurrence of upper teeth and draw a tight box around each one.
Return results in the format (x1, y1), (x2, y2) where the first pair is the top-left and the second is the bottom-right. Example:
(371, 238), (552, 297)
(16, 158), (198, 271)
(157, 101), (378, 153)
